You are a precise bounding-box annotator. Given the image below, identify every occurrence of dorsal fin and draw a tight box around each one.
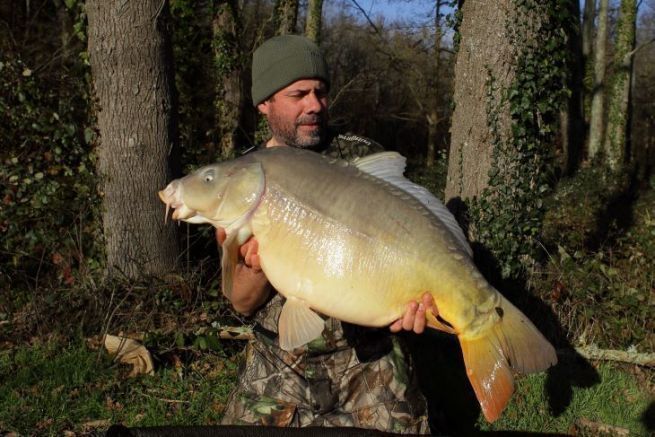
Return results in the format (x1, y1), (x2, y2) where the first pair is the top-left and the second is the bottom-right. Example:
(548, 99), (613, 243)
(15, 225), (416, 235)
(353, 152), (472, 257)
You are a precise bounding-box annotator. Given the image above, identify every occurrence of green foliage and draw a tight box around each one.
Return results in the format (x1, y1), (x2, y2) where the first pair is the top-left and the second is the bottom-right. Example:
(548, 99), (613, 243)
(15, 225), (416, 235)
(468, 0), (571, 278)
(0, 56), (101, 288)
(0, 338), (238, 434)
(536, 167), (654, 350)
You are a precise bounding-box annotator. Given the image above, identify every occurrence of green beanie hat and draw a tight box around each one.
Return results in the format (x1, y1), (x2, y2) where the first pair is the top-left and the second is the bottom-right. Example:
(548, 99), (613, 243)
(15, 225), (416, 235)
(251, 35), (330, 106)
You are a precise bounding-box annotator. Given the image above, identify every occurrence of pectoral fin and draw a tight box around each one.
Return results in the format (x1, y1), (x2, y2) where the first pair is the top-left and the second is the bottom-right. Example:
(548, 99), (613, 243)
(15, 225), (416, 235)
(220, 232), (240, 299)
(278, 297), (325, 351)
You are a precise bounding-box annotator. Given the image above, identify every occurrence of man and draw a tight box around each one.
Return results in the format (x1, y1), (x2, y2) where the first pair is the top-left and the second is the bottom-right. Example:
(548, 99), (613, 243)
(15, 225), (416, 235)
(218, 35), (435, 434)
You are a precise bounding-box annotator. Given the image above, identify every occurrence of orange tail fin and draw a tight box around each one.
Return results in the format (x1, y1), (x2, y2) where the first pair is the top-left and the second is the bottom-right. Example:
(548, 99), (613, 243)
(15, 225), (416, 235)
(459, 296), (557, 422)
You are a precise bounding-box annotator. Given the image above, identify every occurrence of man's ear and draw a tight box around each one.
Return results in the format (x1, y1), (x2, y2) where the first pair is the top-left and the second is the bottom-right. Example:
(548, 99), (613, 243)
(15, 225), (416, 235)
(257, 101), (269, 116)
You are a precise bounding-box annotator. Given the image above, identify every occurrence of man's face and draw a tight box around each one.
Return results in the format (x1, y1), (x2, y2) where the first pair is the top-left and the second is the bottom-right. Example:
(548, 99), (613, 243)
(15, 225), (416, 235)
(257, 79), (328, 148)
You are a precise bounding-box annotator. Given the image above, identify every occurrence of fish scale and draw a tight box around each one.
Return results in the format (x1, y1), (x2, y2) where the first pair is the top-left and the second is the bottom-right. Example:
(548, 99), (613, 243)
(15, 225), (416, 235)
(159, 146), (557, 422)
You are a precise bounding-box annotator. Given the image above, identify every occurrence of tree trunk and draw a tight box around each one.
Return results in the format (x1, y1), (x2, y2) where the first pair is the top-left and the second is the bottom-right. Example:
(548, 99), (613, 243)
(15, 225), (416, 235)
(426, 0), (444, 168)
(53, 0), (72, 65)
(87, 0), (180, 279)
(582, 0), (597, 129)
(561, 0), (585, 175)
(305, 0), (323, 43)
(274, 0), (298, 35)
(445, 0), (568, 277)
(213, 0), (244, 160)
(604, 0), (637, 170)
(582, 0), (596, 62)
(446, 2), (515, 202)
(587, 0), (609, 160)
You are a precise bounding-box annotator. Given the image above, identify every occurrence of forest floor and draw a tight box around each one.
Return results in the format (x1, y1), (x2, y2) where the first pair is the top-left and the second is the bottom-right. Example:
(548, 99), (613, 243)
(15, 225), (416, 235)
(1, 166), (654, 436)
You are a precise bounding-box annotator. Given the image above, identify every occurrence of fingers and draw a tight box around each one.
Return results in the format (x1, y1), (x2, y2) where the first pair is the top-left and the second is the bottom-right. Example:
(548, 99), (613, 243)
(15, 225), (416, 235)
(239, 238), (261, 271)
(413, 301), (427, 334)
(402, 301), (419, 331)
(389, 319), (403, 333)
(389, 293), (437, 334)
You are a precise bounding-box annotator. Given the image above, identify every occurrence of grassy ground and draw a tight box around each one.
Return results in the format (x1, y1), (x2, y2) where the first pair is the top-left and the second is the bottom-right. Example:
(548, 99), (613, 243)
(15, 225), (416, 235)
(1, 166), (654, 435)
(0, 338), (238, 435)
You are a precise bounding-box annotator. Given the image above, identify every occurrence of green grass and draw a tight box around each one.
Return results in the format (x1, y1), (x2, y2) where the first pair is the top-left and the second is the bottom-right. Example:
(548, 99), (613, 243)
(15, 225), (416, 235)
(0, 338), (238, 435)
(479, 360), (653, 435)
(2, 337), (652, 435)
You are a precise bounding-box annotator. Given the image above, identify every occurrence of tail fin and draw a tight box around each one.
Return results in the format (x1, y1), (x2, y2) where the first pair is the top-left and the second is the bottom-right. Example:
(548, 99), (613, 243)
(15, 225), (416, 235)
(459, 296), (557, 422)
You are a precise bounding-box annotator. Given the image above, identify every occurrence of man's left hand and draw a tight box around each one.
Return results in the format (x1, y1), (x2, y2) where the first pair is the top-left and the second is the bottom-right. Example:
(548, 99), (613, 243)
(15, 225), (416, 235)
(389, 293), (437, 334)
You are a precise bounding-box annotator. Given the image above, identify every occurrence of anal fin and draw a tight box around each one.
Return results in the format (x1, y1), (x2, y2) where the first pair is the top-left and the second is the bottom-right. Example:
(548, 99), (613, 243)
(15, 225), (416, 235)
(278, 297), (325, 351)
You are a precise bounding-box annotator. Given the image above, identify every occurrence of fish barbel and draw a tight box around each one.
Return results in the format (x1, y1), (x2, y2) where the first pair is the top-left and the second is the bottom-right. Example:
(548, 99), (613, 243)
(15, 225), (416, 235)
(158, 146), (557, 422)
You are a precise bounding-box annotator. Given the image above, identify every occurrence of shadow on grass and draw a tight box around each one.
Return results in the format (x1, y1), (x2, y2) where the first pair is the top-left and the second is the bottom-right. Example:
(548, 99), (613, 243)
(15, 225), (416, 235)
(642, 401), (655, 433)
(585, 171), (640, 251)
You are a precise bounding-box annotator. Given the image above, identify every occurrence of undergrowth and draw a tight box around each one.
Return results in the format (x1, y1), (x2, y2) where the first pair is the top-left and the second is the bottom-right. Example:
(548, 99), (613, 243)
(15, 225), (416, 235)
(534, 166), (654, 350)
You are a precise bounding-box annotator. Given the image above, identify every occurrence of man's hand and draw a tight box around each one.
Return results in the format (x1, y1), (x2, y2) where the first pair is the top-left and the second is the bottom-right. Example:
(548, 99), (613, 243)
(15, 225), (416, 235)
(216, 228), (262, 271)
(389, 293), (437, 334)
(216, 228), (270, 315)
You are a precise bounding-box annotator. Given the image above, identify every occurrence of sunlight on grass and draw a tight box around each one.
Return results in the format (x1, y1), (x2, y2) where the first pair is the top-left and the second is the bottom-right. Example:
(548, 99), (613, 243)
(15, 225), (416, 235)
(0, 339), (238, 435)
(479, 361), (653, 435)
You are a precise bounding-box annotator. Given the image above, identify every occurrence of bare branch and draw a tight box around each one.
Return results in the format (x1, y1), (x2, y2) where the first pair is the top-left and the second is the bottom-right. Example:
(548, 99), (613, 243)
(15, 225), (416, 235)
(349, 0), (381, 35)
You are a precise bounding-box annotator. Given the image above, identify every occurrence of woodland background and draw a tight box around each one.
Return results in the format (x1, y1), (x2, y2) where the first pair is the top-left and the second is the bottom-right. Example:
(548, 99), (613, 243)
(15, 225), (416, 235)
(1, 0), (654, 435)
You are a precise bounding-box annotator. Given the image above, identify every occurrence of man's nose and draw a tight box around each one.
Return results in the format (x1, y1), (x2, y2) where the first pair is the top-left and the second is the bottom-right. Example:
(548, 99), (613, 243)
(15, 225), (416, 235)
(304, 92), (325, 113)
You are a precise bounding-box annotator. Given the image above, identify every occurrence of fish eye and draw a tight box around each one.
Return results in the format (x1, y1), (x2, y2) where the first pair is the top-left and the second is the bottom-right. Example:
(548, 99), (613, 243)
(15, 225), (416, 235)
(203, 170), (214, 182)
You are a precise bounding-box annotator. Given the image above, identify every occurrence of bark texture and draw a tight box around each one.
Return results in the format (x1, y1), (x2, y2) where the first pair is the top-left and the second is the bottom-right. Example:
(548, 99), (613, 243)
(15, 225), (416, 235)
(582, 0), (596, 62)
(274, 0), (298, 35)
(213, 0), (244, 159)
(587, 0), (609, 160)
(445, 1), (515, 202)
(87, 0), (180, 278)
(305, 0), (323, 43)
(604, 0), (637, 169)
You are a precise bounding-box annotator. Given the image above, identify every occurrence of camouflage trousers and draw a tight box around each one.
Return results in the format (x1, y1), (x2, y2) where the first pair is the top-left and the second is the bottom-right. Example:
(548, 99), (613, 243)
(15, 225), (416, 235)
(220, 334), (430, 434)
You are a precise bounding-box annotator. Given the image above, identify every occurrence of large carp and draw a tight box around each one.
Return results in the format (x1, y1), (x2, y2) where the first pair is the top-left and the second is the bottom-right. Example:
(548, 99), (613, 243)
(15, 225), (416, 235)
(159, 146), (557, 422)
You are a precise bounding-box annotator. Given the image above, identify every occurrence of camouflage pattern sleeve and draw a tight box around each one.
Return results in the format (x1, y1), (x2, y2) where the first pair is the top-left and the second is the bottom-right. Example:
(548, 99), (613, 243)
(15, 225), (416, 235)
(324, 133), (385, 160)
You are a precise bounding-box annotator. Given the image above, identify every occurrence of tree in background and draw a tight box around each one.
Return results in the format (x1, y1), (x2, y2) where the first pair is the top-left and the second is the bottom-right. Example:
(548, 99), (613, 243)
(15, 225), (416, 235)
(581, 0), (596, 121)
(425, 0), (446, 168)
(604, 0), (637, 169)
(560, 0), (585, 175)
(445, 0), (569, 277)
(87, 0), (180, 279)
(305, 0), (324, 43)
(632, 1), (655, 181)
(274, 0), (299, 34)
(213, 0), (245, 159)
(587, 0), (609, 160)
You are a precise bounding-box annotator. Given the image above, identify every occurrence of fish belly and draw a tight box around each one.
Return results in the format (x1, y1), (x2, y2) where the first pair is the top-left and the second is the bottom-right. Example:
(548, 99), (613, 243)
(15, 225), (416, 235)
(250, 187), (430, 326)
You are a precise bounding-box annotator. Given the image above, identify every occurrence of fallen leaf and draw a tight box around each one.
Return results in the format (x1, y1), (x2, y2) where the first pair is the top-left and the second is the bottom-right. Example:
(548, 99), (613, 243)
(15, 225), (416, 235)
(104, 334), (154, 377)
(51, 253), (64, 265)
(82, 419), (111, 431)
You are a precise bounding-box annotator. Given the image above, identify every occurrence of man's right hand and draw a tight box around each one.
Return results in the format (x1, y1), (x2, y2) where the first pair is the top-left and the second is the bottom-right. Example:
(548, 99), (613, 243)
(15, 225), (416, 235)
(216, 228), (271, 315)
(216, 228), (262, 271)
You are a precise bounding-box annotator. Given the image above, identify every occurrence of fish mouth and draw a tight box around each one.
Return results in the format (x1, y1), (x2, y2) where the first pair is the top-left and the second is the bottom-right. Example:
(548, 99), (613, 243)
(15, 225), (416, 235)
(158, 183), (197, 223)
